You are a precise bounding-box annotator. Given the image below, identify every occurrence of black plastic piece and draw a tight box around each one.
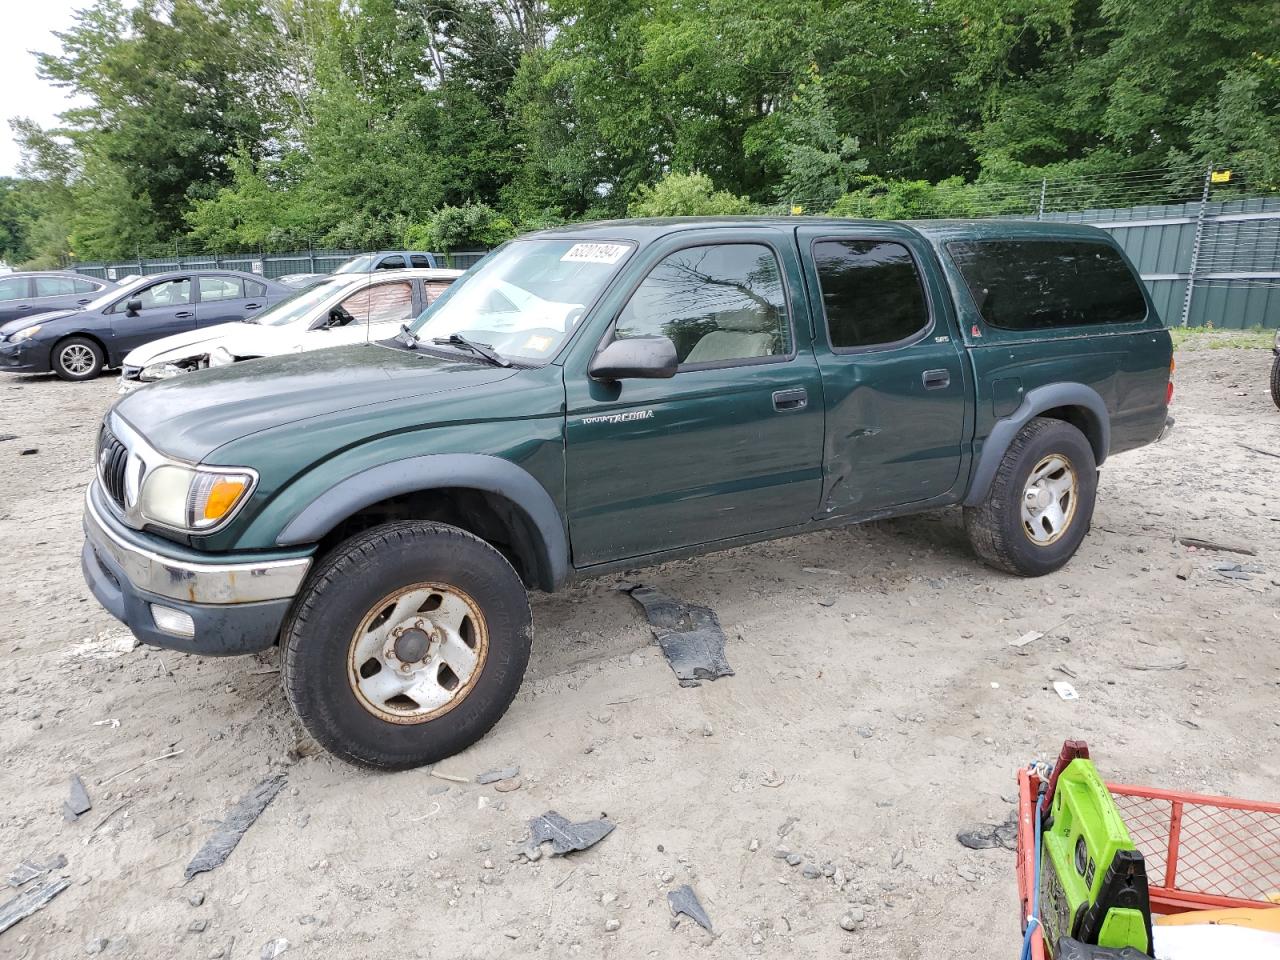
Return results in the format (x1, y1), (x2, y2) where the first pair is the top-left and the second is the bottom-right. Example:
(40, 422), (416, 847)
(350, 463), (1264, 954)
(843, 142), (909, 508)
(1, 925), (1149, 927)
(1055, 937), (1151, 960)
(1076, 849), (1154, 955)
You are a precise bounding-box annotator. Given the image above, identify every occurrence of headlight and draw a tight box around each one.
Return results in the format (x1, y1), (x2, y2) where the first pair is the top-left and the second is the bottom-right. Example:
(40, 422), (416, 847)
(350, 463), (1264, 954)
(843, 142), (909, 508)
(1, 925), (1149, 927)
(9, 325), (42, 342)
(208, 346), (234, 367)
(140, 361), (185, 381)
(137, 464), (256, 530)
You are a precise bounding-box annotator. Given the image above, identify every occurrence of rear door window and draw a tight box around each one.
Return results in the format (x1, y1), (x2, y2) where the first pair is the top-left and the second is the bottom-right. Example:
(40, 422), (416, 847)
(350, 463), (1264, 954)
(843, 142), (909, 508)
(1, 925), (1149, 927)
(244, 279), (267, 298)
(410, 255), (432, 268)
(812, 240), (930, 349)
(197, 276), (244, 302)
(34, 276), (79, 297)
(72, 278), (101, 294)
(947, 239), (1147, 330)
(340, 281), (415, 325)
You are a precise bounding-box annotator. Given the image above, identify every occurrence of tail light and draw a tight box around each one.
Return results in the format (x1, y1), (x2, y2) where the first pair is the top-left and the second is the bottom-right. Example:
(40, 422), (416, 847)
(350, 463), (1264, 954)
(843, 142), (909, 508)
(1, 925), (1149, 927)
(1166, 356), (1175, 405)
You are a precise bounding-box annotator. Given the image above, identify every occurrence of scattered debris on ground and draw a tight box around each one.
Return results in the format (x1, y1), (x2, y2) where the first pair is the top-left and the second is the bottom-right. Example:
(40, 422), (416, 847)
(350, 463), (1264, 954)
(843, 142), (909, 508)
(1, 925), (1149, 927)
(475, 765), (519, 785)
(624, 583), (734, 686)
(1052, 681), (1079, 701)
(523, 811), (615, 859)
(6, 855), (67, 889)
(1177, 535), (1256, 556)
(64, 774), (92, 822)
(668, 884), (713, 932)
(957, 811), (1019, 851)
(0, 877), (71, 934)
(184, 775), (287, 880)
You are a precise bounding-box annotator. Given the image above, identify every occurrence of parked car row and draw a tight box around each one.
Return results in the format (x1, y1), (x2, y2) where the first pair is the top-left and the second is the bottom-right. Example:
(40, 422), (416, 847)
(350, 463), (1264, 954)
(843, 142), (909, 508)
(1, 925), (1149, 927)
(0, 251), (458, 383)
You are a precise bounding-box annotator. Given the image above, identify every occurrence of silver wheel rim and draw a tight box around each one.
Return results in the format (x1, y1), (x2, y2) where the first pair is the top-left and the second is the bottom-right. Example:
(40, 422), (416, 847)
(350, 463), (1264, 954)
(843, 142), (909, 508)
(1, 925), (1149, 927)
(347, 583), (488, 724)
(61, 344), (95, 375)
(1020, 454), (1078, 546)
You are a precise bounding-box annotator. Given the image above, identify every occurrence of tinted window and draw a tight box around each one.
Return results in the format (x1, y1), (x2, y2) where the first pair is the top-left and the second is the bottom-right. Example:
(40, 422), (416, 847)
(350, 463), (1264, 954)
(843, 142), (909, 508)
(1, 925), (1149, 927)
(35, 276), (78, 297)
(198, 276), (244, 302)
(340, 281), (414, 325)
(0, 277), (27, 301)
(615, 243), (791, 365)
(410, 255), (432, 268)
(378, 256), (406, 269)
(72, 278), (100, 294)
(813, 240), (929, 349)
(244, 279), (267, 297)
(947, 239), (1147, 330)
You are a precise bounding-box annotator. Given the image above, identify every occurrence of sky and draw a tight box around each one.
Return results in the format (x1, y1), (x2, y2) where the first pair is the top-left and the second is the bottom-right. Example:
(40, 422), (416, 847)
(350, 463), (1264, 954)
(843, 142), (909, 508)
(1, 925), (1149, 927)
(0, 0), (87, 177)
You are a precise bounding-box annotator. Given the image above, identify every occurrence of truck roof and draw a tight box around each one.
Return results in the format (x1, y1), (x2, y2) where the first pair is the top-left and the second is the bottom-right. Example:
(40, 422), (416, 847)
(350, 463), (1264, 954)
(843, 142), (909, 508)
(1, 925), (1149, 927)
(526, 216), (1113, 246)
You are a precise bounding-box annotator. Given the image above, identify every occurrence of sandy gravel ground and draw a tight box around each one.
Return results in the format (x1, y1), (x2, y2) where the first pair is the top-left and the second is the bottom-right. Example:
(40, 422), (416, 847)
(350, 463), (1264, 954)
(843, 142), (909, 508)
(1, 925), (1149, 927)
(0, 346), (1277, 960)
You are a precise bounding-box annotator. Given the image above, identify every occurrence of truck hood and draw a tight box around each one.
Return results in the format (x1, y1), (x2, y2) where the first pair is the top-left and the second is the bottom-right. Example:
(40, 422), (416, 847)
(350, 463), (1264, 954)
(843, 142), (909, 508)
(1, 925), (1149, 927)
(121, 321), (306, 368)
(112, 343), (519, 462)
(0, 309), (78, 338)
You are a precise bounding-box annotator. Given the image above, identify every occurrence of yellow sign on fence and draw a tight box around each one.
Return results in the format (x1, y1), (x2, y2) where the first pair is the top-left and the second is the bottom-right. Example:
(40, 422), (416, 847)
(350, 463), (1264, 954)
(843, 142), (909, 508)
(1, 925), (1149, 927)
(1210, 170), (1232, 183)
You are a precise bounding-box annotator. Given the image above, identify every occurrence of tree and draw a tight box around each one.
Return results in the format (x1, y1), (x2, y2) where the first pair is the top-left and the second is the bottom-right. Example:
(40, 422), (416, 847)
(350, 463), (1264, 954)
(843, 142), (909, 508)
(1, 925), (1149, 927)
(627, 172), (753, 217)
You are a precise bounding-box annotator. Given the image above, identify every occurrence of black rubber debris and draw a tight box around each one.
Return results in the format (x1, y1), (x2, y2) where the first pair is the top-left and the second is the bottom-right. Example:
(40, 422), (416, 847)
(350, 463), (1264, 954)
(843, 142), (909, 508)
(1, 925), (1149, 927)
(525, 811), (615, 857)
(6, 855), (67, 889)
(667, 883), (713, 932)
(957, 810), (1019, 851)
(0, 877), (71, 935)
(624, 584), (734, 687)
(64, 775), (92, 822)
(184, 774), (287, 880)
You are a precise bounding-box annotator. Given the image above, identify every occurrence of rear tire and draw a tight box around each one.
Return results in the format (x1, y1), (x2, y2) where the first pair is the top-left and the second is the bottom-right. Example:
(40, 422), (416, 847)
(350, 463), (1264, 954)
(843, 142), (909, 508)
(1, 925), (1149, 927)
(1270, 356), (1280, 409)
(281, 521), (532, 769)
(964, 417), (1097, 577)
(52, 336), (104, 381)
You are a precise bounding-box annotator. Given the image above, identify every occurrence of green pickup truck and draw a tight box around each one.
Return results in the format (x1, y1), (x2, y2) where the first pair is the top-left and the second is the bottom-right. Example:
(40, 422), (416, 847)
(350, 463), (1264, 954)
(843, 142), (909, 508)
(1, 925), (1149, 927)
(82, 217), (1174, 768)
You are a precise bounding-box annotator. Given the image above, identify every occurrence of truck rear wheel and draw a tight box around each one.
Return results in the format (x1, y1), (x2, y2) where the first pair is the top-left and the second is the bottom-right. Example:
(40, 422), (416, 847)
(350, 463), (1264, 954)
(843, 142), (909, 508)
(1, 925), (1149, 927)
(1270, 355), (1280, 409)
(964, 417), (1097, 577)
(281, 521), (532, 769)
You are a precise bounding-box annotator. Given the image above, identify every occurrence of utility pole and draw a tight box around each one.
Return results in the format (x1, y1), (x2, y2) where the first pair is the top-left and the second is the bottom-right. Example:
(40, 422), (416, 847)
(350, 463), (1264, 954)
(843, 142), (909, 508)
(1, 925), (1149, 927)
(1178, 163), (1214, 328)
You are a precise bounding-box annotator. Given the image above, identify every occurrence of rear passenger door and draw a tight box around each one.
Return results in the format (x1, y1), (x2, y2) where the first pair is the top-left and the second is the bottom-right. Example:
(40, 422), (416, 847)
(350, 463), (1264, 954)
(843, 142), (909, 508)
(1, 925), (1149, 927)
(797, 227), (968, 516)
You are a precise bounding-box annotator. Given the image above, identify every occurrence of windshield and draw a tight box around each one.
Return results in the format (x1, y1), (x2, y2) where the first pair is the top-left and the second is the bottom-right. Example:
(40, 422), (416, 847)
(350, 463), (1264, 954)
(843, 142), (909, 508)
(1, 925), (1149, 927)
(334, 254), (377, 274)
(257, 277), (362, 326)
(408, 239), (633, 363)
(83, 274), (155, 312)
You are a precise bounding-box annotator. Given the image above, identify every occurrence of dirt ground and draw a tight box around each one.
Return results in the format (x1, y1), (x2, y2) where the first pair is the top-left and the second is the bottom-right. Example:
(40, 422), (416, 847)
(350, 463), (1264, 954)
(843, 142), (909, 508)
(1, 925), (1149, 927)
(1, 345), (1277, 960)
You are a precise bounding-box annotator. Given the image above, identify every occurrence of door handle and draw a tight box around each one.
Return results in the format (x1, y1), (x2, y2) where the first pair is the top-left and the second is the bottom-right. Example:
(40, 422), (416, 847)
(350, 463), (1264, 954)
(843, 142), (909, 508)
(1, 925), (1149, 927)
(772, 387), (808, 412)
(245, 303), (262, 309)
(176, 311), (195, 319)
(77, 298), (92, 305)
(922, 369), (951, 390)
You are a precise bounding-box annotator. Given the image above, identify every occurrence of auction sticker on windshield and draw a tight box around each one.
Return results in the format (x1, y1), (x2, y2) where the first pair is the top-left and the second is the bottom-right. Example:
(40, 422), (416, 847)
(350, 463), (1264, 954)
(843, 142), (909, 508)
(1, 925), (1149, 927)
(560, 243), (629, 264)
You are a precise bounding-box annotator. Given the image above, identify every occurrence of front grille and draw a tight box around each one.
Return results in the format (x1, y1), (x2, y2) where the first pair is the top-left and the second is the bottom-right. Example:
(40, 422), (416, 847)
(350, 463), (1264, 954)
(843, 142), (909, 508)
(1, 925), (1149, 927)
(98, 425), (129, 509)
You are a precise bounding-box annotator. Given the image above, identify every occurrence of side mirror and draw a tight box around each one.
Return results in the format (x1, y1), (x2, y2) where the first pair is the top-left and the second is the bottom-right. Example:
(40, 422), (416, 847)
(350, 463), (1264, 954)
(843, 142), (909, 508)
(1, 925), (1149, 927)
(589, 336), (678, 381)
(326, 306), (351, 328)
(125, 298), (142, 316)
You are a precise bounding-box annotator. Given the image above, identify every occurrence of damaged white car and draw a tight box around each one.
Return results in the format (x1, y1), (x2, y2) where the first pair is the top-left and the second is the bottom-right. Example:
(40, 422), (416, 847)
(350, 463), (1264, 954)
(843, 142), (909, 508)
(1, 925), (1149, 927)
(118, 268), (461, 391)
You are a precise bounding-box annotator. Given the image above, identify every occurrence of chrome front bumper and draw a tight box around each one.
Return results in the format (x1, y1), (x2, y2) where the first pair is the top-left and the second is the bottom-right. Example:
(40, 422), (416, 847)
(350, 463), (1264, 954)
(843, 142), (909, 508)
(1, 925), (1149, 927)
(83, 487), (310, 605)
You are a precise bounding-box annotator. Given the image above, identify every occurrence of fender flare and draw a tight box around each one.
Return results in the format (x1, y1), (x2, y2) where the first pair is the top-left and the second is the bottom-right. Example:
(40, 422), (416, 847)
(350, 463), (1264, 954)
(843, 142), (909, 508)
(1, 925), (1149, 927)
(275, 453), (569, 590)
(963, 383), (1110, 507)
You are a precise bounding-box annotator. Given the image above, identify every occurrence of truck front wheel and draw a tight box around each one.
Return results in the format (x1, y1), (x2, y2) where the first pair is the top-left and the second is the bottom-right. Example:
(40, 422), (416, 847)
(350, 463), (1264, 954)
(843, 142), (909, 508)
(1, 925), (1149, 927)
(964, 417), (1098, 577)
(281, 521), (532, 769)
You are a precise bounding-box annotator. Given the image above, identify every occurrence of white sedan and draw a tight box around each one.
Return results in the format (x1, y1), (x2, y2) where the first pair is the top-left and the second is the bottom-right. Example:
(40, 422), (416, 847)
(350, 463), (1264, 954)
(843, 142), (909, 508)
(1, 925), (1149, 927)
(118, 268), (461, 391)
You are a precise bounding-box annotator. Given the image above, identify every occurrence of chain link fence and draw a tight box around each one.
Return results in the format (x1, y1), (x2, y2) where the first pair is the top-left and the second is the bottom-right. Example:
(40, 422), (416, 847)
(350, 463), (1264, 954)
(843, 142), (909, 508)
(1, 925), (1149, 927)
(70, 247), (488, 281)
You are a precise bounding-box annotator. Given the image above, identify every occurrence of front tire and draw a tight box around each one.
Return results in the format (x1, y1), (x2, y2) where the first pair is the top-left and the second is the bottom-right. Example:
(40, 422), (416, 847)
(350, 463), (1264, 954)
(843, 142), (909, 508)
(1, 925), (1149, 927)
(281, 521), (532, 769)
(52, 336), (104, 381)
(964, 417), (1097, 577)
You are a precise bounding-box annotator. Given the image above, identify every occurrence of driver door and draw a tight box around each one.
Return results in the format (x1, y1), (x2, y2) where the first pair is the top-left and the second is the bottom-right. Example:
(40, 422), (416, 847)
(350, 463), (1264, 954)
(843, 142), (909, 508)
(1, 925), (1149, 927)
(108, 277), (196, 355)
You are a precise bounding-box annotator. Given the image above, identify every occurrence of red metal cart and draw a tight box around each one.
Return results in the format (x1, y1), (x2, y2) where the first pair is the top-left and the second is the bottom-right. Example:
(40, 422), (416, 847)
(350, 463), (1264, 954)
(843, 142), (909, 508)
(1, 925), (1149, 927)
(1016, 766), (1280, 959)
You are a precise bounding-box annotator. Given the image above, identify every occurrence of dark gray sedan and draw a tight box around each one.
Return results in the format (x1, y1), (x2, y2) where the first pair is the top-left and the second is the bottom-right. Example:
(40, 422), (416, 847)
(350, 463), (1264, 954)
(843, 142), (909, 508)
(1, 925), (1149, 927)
(0, 271), (116, 325)
(0, 269), (288, 381)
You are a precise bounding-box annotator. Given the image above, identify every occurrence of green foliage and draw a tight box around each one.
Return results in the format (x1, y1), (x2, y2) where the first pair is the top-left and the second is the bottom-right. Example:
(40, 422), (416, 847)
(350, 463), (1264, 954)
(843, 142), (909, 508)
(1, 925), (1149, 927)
(627, 173), (753, 218)
(2, 0), (1275, 262)
(404, 203), (517, 252)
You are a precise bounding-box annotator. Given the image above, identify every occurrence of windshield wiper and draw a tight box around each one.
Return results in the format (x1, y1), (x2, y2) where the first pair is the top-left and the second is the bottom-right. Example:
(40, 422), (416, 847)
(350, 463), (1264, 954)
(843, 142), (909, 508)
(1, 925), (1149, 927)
(397, 323), (420, 348)
(431, 333), (511, 367)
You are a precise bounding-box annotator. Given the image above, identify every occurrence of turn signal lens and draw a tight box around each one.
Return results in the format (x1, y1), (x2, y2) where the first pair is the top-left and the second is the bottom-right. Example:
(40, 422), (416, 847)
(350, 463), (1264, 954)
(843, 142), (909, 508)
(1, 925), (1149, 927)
(188, 472), (253, 528)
